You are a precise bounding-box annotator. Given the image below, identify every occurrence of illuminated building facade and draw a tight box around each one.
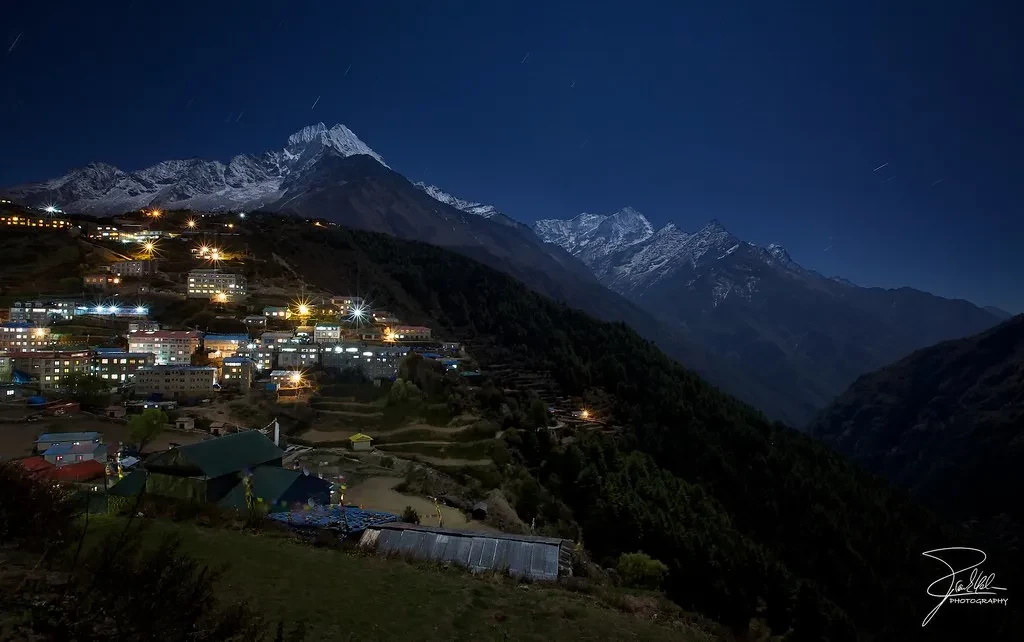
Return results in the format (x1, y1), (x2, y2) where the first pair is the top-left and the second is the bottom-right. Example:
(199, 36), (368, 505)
(128, 330), (202, 366)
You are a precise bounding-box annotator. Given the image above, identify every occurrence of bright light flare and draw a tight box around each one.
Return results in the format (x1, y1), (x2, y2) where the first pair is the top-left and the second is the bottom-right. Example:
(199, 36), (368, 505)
(214, 292), (228, 303)
(43, 204), (58, 214)
(580, 409), (591, 420)
(186, 219), (197, 229)
(289, 371), (302, 383)
(150, 209), (161, 217)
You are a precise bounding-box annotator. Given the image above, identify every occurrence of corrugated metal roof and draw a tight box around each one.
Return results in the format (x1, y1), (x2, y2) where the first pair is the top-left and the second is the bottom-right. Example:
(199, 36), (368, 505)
(359, 523), (567, 581)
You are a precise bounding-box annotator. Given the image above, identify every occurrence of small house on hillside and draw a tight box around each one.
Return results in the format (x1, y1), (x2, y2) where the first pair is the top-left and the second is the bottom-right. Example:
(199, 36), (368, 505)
(175, 416), (195, 431)
(348, 433), (373, 452)
(105, 405), (127, 419)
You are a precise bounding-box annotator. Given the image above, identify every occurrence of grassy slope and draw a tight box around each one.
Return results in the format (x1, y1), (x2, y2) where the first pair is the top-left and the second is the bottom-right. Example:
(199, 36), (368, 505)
(85, 518), (713, 642)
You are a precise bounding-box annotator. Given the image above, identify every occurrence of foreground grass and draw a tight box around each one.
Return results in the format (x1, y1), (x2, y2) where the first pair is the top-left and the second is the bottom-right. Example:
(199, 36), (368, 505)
(85, 517), (715, 641)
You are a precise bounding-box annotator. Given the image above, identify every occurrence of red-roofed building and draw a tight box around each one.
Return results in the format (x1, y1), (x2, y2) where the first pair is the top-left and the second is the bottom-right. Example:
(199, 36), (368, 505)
(16, 456), (54, 478)
(15, 456), (105, 483)
(50, 459), (107, 482)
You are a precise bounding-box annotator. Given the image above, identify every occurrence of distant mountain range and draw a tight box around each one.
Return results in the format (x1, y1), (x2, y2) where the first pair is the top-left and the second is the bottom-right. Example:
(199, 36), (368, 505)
(3, 123), (385, 214)
(807, 313), (1024, 545)
(4, 123), (1003, 424)
(532, 208), (1002, 424)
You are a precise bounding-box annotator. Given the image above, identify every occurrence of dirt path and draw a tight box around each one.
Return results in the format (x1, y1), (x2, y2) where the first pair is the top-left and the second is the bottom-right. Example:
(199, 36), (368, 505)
(344, 476), (498, 533)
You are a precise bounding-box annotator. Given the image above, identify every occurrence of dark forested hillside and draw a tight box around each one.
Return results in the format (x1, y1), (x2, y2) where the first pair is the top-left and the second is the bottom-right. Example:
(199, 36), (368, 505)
(247, 218), (1019, 640)
(809, 314), (1024, 548)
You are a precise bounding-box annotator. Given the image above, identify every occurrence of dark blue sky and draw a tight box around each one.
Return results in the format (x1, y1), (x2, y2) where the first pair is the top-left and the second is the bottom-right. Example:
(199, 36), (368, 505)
(1, 1), (1021, 311)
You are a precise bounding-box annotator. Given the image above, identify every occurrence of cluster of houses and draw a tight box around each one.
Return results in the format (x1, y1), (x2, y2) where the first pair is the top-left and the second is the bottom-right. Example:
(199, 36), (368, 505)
(0, 323), (460, 399)
(0, 210), (464, 402)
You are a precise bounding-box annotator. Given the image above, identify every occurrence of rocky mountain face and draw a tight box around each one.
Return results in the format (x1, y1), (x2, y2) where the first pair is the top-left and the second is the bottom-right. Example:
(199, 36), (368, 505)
(2, 123), (383, 214)
(807, 314), (1024, 544)
(534, 209), (1002, 424)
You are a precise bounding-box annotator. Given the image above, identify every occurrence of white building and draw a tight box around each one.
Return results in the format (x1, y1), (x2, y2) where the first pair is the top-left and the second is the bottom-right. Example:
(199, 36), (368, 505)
(322, 344), (409, 379)
(110, 259), (157, 276)
(128, 330), (202, 366)
(187, 269), (247, 301)
(9, 300), (77, 324)
(313, 323), (341, 344)
(277, 344), (320, 369)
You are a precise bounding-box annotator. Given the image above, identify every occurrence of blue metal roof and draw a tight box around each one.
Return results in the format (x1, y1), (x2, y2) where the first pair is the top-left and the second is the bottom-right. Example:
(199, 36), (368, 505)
(269, 505), (399, 535)
(35, 431), (101, 444)
(42, 442), (104, 456)
(204, 334), (250, 342)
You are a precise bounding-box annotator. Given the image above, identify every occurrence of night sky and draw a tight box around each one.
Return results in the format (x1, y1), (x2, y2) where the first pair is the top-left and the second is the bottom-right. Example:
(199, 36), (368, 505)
(1, 1), (1020, 311)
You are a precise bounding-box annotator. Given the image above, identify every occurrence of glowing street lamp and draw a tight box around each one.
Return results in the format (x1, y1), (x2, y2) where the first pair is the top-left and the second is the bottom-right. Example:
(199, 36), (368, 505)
(289, 371), (302, 384)
(186, 219), (197, 229)
(150, 209), (161, 218)
(580, 409), (591, 420)
(297, 303), (310, 317)
(214, 292), (228, 303)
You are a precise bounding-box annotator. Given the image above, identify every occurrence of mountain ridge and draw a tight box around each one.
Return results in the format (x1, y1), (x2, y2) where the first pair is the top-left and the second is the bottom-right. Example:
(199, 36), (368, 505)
(807, 313), (1024, 545)
(2, 122), (385, 214)
(534, 208), (1002, 424)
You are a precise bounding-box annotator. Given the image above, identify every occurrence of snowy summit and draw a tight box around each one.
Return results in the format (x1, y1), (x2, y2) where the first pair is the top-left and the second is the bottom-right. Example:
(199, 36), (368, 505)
(2, 123), (387, 215)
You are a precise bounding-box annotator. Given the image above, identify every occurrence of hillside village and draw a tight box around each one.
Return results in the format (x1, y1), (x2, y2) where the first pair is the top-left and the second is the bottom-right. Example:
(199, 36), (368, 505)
(0, 203), (617, 570)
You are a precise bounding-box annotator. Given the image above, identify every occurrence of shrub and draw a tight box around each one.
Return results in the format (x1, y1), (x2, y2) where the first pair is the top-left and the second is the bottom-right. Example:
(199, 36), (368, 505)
(0, 462), (80, 552)
(401, 506), (421, 524)
(616, 551), (669, 589)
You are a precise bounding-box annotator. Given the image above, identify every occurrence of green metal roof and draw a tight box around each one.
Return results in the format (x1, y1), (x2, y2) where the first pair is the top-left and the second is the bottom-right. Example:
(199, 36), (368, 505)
(217, 465), (305, 512)
(146, 431), (283, 479)
(107, 469), (148, 497)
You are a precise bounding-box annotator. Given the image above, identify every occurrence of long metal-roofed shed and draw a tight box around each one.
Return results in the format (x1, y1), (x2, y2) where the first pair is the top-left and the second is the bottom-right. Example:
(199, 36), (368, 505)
(358, 523), (573, 581)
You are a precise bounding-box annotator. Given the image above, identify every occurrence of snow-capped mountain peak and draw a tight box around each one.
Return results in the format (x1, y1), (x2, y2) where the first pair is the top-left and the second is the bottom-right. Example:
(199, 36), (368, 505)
(285, 122), (388, 167)
(2, 122), (388, 214)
